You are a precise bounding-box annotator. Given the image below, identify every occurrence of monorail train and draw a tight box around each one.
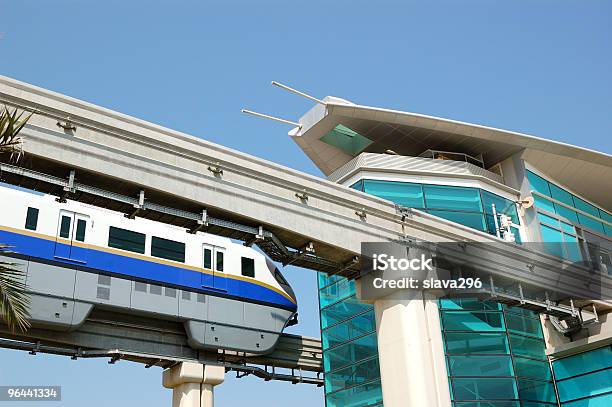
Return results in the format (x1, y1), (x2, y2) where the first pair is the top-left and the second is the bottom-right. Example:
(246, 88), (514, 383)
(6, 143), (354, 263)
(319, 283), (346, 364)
(0, 184), (297, 354)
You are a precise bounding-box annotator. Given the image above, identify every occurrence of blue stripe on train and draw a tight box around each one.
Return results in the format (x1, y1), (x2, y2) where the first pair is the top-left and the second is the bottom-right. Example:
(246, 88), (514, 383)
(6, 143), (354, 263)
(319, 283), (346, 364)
(0, 229), (296, 310)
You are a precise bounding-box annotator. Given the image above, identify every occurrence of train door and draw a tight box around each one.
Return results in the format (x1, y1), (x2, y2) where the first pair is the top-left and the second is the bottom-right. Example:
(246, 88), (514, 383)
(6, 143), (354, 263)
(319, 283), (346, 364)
(201, 244), (227, 291)
(213, 247), (227, 291)
(54, 210), (89, 263)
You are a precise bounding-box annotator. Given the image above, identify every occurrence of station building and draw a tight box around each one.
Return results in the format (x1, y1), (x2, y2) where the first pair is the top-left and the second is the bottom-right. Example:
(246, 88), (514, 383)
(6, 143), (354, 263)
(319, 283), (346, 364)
(292, 97), (612, 407)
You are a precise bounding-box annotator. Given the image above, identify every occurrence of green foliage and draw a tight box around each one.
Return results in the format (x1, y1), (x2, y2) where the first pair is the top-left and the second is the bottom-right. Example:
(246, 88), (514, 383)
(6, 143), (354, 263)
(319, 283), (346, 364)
(0, 245), (30, 332)
(0, 105), (32, 332)
(0, 105), (32, 159)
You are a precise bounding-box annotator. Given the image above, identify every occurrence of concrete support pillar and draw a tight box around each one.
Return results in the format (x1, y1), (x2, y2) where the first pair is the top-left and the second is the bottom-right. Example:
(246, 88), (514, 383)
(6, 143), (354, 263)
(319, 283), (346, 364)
(162, 362), (225, 407)
(373, 290), (451, 407)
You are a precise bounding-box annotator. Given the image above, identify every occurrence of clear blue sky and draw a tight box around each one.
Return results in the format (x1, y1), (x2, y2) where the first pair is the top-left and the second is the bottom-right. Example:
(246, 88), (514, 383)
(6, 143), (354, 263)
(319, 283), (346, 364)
(0, 1), (611, 406)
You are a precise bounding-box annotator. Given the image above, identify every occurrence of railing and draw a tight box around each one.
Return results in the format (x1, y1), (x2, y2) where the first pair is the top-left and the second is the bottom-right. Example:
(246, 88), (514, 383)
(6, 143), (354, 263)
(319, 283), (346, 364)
(328, 152), (506, 186)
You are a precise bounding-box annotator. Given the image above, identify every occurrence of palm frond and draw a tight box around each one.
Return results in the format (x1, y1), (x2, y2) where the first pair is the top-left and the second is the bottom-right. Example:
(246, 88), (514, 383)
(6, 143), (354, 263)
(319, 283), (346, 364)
(0, 107), (33, 332)
(0, 236), (30, 332)
(0, 105), (32, 160)
(0, 247), (30, 332)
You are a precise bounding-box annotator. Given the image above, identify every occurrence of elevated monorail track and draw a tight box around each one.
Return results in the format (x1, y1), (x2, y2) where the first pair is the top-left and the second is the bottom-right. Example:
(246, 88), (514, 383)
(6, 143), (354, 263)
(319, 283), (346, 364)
(0, 309), (323, 385)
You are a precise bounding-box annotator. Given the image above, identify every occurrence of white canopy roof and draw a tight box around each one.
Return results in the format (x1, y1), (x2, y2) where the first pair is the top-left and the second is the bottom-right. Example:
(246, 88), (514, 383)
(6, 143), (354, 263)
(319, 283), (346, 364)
(291, 97), (612, 210)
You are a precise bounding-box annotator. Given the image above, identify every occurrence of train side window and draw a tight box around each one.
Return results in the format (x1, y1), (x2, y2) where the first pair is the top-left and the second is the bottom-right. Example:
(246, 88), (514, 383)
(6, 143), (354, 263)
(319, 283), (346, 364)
(108, 226), (146, 254)
(203, 247), (212, 269)
(25, 207), (39, 231)
(151, 236), (185, 263)
(216, 250), (224, 272)
(59, 215), (72, 238)
(75, 219), (87, 242)
(241, 257), (255, 278)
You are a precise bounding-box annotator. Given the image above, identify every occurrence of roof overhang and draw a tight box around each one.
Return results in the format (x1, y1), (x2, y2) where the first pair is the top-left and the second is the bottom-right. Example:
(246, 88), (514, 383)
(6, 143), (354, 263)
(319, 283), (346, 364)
(291, 97), (612, 210)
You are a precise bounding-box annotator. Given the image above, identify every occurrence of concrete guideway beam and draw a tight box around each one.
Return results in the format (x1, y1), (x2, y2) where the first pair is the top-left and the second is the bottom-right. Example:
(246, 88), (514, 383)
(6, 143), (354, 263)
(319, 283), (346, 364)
(163, 363), (225, 407)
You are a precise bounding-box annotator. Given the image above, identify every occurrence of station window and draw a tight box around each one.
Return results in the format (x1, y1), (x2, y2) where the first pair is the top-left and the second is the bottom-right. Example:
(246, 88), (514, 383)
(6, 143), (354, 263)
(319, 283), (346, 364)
(151, 236), (185, 263)
(216, 251), (224, 271)
(241, 257), (255, 278)
(526, 169), (612, 238)
(108, 226), (146, 254)
(75, 219), (87, 242)
(25, 207), (39, 230)
(355, 179), (521, 242)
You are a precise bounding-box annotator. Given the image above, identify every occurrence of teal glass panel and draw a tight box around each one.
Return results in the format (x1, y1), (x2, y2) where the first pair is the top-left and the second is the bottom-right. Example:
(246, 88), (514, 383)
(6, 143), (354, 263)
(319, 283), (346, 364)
(444, 332), (509, 355)
(574, 197), (600, 217)
(563, 233), (582, 262)
(505, 313), (543, 338)
(363, 179), (425, 208)
(560, 221), (576, 234)
(481, 190), (519, 223)
(537, 212), (561, 228)
(319, 124), (373, 156)
(518, 379), (557, 403)
(452, 377), (518, 400)
(563, 392), (612, 407)
(605, 223), (612, 238)
(321, 296), (373, 329)
(448, 355), (514, 377)
(503, 305), (539, 319)
(485, 214), (497, 235)
(539, 224), (565, 258)
(423, 184), (483, 212)
(323, 333), (378, 372)
(526, 170), (551, 197)
(440, 298), (501, 311)
(508, 334), (546, 360)
(577, 213), (605, 234)
(555, 203), (580, 224)
(426, 210), (487, 232)
(318, 272), (342, 289)
(325, 357), (380, 394)
(441, 311), (505, 332)
(511, 226), (521, 243)
(455, 402), (520, 407)
(557, 368), (612, 402)
(350, 180), (364, 192)
(319, 279), (355, 308)
(533, 195), (556, 213)
(549, 183), (575, 207)
(552, 346), (612, 380)
(322, 310), (376, 349)
(325, 379), (382, 407)
(513, 357), (552, 380)
(600, 210), (612, 237)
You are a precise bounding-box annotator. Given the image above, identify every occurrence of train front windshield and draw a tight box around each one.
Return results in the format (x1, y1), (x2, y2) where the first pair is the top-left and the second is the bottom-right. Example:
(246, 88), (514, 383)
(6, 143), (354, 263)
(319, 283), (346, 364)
(266, 258), (297, 303)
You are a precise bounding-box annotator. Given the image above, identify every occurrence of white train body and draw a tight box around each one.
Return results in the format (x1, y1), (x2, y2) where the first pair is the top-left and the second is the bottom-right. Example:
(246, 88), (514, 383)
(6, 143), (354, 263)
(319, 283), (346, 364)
(0, 184), (297, 353)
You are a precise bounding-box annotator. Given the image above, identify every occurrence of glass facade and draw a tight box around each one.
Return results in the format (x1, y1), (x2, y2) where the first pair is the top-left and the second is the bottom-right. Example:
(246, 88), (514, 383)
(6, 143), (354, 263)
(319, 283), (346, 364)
(526, 170), (612, 238)
(351, 179), (520, 242)
(526, 169), (612, 263)
(440, 298), (557, 406)
(552, 346), (612, 406)
(319, 273), (383, 407)
(317, 171), (609, 407)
